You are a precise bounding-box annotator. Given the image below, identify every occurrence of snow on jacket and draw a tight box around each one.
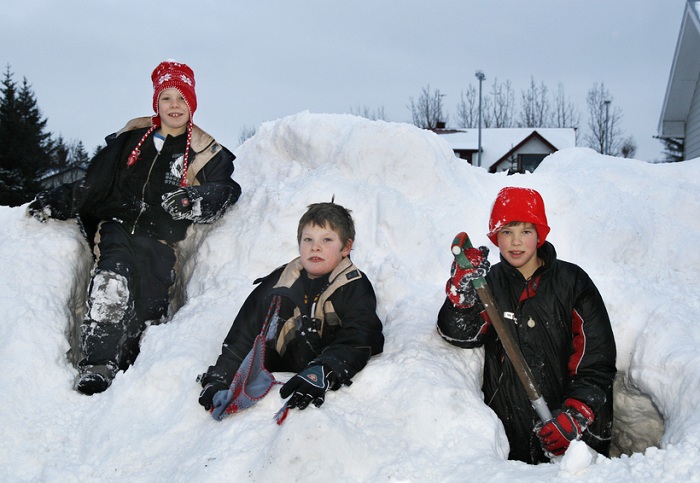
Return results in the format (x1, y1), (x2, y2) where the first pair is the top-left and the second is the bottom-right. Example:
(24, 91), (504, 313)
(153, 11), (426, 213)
(202, 257), (385, 389)
(437, 241), (616, 464)
(36, 117), (241, 244)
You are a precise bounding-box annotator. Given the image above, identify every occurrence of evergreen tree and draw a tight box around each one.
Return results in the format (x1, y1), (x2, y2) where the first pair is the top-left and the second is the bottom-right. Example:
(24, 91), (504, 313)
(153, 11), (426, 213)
(654, 136), (684, 163)
(0, 65), (54, 206)
(71, 140), (90, 167)
(52, 135), (70, 169)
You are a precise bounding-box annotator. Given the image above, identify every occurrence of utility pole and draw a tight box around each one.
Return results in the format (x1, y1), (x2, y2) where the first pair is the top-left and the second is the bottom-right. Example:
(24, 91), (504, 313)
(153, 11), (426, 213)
(475, 70), (486, 167)
(603, 100), (611, 155)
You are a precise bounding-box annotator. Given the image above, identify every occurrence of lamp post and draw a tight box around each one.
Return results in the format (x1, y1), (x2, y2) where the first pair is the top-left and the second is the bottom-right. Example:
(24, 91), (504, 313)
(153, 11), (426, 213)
(603, 100), (611, 155)
(475, 70), (486, 167)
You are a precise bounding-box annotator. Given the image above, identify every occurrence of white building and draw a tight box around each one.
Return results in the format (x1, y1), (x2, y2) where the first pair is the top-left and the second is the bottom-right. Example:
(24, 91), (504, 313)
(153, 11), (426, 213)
(658, 0), (700, 160)
(434, 127), (577, 173)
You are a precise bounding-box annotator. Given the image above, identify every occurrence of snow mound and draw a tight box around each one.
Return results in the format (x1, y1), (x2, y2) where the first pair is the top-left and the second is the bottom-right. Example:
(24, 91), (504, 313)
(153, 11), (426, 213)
(1, 112), (700, 481)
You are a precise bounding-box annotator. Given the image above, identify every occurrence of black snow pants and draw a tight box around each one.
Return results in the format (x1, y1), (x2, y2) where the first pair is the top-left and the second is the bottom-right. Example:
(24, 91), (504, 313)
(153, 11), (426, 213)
(79, 221), (176, 371)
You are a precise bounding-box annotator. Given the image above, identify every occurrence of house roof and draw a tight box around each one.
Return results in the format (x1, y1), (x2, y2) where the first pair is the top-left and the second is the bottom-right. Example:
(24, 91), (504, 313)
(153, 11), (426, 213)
(435, 127), (577, 169)
(658, 0), (700, 138)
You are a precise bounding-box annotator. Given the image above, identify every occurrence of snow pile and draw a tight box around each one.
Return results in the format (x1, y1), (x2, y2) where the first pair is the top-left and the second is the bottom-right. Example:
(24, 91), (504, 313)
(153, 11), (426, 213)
(1, 112), (700, 481)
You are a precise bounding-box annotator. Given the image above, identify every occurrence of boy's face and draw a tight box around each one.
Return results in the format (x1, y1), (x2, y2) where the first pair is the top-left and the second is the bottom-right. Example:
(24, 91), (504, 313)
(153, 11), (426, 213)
(299, 223), (352, 279)
(497, 222), (540, 274)
(157, 88), (190, 136)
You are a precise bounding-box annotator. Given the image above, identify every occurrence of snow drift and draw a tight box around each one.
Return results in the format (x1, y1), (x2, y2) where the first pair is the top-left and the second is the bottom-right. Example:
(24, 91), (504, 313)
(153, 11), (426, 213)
(1, 112), (700, 481)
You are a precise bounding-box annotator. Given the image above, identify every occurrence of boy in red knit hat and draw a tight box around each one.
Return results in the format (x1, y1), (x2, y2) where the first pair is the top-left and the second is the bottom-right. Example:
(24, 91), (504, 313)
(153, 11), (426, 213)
(437, 187), (616, 464)
(27, 60), (242, 395)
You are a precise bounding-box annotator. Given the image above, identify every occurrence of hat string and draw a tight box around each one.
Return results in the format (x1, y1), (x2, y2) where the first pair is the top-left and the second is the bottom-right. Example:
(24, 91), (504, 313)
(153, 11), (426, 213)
(127, 125), (157, 167)
(180, 120), (193, 187)
(126, 121), (192, 188)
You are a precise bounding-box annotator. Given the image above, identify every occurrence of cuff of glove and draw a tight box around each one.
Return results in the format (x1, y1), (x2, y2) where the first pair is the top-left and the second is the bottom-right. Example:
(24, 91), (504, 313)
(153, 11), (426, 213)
(308, 361), (342, 390)
(563, 398), (595, 427)
(445, 280), (477, 309)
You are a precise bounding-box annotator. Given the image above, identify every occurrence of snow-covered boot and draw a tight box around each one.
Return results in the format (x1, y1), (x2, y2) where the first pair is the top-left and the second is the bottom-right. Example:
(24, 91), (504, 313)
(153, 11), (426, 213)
(76, 363), (117, 395)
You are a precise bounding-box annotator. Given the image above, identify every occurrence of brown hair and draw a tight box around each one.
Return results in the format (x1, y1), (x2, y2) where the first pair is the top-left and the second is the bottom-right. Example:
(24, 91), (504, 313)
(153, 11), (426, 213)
(297, 202), (355, 247)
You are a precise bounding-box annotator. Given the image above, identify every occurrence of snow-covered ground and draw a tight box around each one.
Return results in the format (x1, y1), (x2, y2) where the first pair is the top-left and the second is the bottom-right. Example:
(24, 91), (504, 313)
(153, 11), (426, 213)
(1, 112), (699, 482)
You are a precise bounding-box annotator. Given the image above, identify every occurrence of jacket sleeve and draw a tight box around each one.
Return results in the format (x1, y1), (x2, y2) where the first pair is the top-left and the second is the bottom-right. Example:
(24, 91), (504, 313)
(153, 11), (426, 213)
(188, 146), (241, 224)
(29, 133), (123, 222)
(200, 271), (279, 388)
(29, 181), (81, 220)
(312, 276), (384, 387)
(436, 297), (490, 348)
(564, 269), (617, 415)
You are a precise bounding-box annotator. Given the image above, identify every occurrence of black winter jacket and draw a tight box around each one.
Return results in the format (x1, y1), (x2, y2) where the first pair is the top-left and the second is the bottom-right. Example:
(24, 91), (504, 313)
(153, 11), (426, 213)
(36, 119), (241, 244)
(202, 257), (384, 390)
(437, 241), (616, 464)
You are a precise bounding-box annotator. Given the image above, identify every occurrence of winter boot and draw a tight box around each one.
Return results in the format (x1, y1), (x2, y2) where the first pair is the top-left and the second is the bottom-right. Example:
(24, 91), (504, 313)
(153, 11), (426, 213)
(76, 363), (117, 395)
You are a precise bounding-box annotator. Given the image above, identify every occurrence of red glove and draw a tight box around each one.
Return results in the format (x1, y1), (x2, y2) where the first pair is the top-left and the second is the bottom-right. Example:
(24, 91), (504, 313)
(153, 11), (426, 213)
(536, 398), (595, 457)
(445, 246), (490, 308)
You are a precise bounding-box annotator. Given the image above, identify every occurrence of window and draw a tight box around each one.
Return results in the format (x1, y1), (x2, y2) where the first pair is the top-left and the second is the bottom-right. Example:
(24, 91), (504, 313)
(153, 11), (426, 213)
(517, 153), (547, 173)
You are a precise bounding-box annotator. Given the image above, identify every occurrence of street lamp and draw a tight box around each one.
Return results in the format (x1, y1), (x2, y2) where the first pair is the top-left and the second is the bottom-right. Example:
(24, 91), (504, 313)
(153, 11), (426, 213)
(475, 70), (486, 167)
(603, 100), (611, 155)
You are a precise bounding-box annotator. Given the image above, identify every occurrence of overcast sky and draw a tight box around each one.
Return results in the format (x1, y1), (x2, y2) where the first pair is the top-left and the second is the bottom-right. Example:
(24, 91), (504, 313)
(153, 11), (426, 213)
(0, 1), (685, 162)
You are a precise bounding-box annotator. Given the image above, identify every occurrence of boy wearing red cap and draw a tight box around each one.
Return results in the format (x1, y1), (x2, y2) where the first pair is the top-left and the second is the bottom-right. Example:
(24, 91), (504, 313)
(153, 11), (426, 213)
(27, 60), (241, 395)
(437, 187), (616, 464)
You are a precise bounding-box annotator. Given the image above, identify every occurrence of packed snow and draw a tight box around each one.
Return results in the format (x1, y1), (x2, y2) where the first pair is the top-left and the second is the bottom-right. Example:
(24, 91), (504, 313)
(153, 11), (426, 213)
(1, 112), (699, 482)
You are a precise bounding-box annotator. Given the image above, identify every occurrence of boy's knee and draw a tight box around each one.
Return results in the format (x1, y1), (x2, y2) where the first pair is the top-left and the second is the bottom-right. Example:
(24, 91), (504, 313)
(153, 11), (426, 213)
(86, 271), (133, 324)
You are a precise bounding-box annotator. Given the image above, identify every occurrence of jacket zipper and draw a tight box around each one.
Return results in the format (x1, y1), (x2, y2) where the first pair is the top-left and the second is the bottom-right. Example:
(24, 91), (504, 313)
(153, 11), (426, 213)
(131, 152), (160, 234)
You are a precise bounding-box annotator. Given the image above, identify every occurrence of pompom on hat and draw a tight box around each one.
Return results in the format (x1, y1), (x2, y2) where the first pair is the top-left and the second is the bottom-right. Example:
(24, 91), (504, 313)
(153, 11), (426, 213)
(127, 60), (197, 187)
(487, 187), (550, 248)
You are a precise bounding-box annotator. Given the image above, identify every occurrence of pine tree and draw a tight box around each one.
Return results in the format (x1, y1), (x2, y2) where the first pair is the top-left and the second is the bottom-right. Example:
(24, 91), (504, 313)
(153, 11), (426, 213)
(71, 140), (90, 168)
(0, 65), (54, 206)
(654, 136), (684, 163)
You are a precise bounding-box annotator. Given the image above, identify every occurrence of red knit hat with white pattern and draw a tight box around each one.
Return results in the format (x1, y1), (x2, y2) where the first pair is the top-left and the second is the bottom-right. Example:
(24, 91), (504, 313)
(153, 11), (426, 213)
(127, 60), (197, 187)
(151, 60), (197, 122)
(487, 187), (550, 248)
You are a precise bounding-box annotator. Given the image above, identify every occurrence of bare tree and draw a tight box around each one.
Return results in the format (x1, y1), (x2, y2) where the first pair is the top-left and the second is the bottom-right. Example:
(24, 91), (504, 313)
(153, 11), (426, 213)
(455, 85), (478, 128)
(350, 105), (386, 121)
(408, 84), (447, 129)
(620, 136), (637, 159)
(584, 82), (624, 155)
(519, 77), (550, 128)
(238, 124), (256, 145)
(552, 83), (580, 128)
(489, 78), (515, 128)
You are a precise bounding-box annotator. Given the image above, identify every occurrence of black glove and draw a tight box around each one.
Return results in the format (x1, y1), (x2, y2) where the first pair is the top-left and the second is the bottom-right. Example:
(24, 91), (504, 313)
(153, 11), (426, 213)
(198, 381), (228, 410)
(161, 187), (202, 221)
(446, 246), (490, 308)
(26, 192), (52, 222)
(297, 315), (322, 354)
(279, 365), (335, 409)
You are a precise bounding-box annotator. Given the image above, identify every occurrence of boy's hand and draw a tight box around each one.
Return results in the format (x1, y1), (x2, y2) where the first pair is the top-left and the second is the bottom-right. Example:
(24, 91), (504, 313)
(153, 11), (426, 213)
(162, 187), (203, 221)
(161, 188), (192, 220)
(280, 364), (335, 409)
(210, 388), (234, 421)
(446, 246), (490, 308)
(198, 381), (228, 410)
(26, 192), (52, 222)
(535, 398), (594, 457)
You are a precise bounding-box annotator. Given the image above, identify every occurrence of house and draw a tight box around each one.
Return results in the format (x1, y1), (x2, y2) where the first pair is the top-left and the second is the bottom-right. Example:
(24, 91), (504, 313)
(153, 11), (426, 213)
(658, 0), (700, 160)
(433, 127), (577, 173)
(40, 165), (87, 189)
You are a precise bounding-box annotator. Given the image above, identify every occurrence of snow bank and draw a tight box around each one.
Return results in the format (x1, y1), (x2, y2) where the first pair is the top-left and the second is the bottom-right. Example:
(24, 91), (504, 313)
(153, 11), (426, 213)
(1, 112), (699, 481)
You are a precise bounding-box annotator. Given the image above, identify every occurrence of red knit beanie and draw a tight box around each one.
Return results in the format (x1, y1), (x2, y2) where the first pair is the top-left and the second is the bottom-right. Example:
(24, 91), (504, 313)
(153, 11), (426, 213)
(487, 187), (550, 247)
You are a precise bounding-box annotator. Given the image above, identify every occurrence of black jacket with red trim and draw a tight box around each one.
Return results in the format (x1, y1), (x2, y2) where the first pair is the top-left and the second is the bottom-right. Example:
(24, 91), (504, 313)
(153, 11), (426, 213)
(437, 241), (616, 464)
